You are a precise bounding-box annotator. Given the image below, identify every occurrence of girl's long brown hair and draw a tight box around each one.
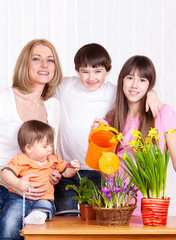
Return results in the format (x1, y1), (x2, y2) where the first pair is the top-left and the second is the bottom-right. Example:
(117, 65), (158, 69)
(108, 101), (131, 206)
(106, 55), (156, 139)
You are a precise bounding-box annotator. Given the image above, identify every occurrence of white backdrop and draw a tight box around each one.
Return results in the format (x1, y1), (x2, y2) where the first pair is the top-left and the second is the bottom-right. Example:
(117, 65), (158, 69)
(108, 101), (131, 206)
(0, 0), (176, 215)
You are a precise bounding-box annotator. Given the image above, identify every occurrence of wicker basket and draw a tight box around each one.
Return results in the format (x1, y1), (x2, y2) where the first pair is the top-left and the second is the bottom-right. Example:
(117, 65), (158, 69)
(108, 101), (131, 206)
(93, 196), (137, 226)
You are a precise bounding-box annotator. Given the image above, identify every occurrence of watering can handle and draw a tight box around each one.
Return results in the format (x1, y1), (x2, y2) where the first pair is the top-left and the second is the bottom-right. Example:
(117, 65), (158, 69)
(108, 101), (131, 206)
(89, 123), (118, 140)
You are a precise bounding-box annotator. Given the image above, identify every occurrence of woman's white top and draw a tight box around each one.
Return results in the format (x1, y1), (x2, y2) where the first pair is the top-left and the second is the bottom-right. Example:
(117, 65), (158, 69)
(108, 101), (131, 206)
(0, 87), (60, 172)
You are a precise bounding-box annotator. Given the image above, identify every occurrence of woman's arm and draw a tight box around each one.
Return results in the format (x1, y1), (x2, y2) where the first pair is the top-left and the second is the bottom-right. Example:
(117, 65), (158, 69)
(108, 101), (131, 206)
(0, 169), (47, 200)
(2, 169), (30, 192)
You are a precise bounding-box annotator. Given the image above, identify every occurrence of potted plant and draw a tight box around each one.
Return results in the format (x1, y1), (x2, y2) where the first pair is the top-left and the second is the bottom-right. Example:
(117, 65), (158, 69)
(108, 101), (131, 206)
(110, 128), (175, 226)
(93, 172), (138, 226)
(65, 164), (98, 220)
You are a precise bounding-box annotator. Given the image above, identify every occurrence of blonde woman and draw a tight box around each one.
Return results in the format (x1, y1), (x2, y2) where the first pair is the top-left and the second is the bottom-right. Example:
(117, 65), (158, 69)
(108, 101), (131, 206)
(0, 39), (62, 239)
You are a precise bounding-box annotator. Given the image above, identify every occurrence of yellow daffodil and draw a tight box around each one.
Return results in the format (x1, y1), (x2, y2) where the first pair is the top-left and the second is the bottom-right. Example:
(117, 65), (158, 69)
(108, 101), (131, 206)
(110, 136), (118, 144)
(113, 127), (171, 199)
(116, 132), (123, 142)
(148, 127), (158, 139)
(168, 129), (176, 135)
(129, 140), (137, 148)
(132, 129), (141, 140)
(145, 137), (151, 144)
(155, 136), (160, 141)
(143, 147), (147, 152)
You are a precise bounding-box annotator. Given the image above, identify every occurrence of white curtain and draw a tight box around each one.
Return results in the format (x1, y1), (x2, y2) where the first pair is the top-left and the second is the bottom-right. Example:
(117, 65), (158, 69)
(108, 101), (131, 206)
(0, 0), (176, 215)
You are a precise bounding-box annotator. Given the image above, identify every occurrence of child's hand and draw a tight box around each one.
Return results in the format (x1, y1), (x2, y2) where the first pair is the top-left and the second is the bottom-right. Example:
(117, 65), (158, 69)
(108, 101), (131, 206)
(16, 179), (30, 193)
(70, 160), (81, 172)
(50, 166), (62, 185)
(90, 118), (109, 132)
(146, 89), (163, 117)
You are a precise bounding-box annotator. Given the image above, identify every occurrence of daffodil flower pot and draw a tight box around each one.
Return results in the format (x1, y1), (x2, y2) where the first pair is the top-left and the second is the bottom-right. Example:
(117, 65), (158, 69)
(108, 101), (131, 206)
(141, 197), (170, 226)
(80, 204), (96, 220)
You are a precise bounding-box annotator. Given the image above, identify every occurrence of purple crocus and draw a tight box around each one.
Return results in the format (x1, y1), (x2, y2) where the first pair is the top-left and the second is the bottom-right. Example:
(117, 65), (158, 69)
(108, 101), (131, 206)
(107, 178), (114, 186)
(132, 188), (138, 197)
(101, 186), (111, 195)
(107, 192), (112, 202)
(127, 186), (133, 195)
(122, 185), (128, 195)
(112, 186), (121, 194)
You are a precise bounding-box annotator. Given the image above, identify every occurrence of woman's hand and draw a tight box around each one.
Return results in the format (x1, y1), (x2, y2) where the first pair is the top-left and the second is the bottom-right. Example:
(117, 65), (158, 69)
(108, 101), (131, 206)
(11, 174), (47, 200)
(90, 118), (109, 132)
(16, 178), (30, 193)
(49, 166), (62, 185)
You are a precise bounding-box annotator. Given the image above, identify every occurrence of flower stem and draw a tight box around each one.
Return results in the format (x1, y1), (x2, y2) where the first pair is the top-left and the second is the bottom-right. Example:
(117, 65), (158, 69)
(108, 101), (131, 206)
(77, 171), (81, 180)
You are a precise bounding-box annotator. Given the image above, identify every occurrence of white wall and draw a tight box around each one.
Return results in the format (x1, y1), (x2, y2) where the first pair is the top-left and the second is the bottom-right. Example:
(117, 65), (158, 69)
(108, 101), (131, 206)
(0, 0), (176, 215)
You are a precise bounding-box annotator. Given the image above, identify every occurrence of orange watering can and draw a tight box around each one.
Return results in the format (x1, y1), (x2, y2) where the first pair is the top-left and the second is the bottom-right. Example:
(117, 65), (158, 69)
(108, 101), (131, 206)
(85, 124), (120, 174)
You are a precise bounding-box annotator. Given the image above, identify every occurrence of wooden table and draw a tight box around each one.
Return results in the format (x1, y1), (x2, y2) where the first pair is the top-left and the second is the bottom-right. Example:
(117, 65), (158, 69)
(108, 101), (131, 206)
(23, 216), (176, 240)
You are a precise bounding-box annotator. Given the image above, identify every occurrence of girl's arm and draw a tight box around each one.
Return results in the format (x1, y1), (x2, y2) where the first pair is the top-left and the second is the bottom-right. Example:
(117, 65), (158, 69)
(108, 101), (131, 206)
(1, 168), (30, 192)
(62, 160), (81, 178)
(90, 118), (109, 131)
(166, 132), (176, 171)
(146, 89), (163, 117)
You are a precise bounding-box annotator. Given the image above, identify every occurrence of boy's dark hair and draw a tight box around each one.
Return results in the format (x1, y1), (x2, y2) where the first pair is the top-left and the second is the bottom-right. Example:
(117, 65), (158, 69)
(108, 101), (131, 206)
(74, 43), (111, 71)
(18, 120), (54, 152)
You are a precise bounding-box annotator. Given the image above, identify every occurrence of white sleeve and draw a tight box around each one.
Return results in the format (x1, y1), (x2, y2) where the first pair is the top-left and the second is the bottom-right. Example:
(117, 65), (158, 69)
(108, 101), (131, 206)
(55, 77), (76, 101)
(45, 98), (60, 153)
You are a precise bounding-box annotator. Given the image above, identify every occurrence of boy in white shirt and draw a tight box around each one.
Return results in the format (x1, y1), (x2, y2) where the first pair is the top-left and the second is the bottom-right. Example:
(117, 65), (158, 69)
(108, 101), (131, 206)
(54, 43), (161, 214)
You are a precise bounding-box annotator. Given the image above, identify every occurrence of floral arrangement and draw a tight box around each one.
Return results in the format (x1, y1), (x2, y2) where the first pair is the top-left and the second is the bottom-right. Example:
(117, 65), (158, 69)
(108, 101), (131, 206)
(66, 163), (137, 209)
(110, 128), (175, 199)
(93, 172), (138, 208)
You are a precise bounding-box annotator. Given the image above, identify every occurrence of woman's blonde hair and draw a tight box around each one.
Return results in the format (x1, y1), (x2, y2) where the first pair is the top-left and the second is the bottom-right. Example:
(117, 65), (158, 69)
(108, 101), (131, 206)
(12, 39), (62, 100)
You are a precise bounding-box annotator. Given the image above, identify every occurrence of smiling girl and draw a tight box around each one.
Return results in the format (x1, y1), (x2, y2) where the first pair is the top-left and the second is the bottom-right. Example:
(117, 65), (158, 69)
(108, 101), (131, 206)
(92, 55), (176, 214)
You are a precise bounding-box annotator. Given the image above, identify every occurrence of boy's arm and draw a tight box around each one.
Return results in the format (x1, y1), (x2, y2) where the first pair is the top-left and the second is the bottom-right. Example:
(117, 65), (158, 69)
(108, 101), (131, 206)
(146, 89), (163, 117)
(1, 168), (30, 192)
(62, 160), (81, 178)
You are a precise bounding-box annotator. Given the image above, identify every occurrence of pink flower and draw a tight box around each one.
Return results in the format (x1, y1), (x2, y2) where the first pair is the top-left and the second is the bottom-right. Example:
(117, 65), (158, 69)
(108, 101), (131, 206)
(67, 163), (73, 168)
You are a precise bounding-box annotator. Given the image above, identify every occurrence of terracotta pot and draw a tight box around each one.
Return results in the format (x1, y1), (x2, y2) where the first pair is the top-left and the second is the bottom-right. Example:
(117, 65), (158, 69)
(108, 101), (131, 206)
(80, 204), (96, 220)
(141, 197), (170, 226)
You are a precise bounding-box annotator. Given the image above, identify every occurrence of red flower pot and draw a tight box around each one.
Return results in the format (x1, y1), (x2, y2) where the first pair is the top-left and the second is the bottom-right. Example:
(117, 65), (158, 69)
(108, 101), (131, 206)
(141, 197), (170, 226)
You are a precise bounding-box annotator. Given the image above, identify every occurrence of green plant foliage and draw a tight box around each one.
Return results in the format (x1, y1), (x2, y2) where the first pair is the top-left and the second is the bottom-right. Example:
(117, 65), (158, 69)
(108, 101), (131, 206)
(110, 128), (173, 198)
(65, 176), (99, 207)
